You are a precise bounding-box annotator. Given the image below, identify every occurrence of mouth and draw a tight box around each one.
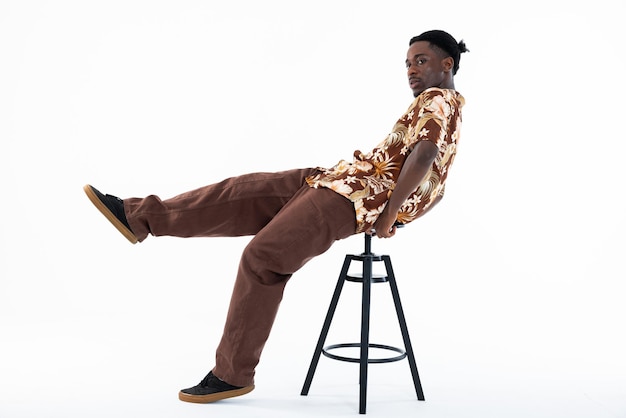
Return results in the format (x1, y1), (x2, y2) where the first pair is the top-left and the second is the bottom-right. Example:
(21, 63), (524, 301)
(408, 77), (421, 89)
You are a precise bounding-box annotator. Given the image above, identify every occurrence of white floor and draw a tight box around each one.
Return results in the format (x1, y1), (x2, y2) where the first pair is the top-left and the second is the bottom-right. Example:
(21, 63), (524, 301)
(2, 232), (625, 418)
(3, 311), (625, 418)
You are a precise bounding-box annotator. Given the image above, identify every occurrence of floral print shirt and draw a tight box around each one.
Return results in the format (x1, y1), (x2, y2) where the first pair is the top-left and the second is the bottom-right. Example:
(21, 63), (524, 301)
(306, 88), (465, 233)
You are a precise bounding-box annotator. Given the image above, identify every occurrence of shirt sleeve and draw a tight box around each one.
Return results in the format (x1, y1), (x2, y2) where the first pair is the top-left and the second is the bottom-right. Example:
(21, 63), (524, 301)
(408, 90), (455, 151)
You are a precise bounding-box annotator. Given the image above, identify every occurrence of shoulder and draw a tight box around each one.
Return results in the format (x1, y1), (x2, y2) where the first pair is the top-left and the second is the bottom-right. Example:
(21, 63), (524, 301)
(416, 88), (464, 107)
(407, 88), (464, 121)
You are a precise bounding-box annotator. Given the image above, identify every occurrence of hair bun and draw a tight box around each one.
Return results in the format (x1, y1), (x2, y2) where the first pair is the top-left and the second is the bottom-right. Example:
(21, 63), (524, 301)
(458, 40), (469, 54)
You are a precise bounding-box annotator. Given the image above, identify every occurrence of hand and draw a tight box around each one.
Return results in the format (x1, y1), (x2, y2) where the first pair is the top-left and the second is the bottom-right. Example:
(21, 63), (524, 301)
(370, 212), (397, 239)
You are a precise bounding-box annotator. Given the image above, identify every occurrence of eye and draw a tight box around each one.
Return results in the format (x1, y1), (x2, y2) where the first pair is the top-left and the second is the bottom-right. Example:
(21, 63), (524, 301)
(406, 57), (427, 69)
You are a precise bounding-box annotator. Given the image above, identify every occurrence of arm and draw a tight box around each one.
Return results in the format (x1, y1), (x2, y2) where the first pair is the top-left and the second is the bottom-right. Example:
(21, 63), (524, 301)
(370, 140), (438, 238)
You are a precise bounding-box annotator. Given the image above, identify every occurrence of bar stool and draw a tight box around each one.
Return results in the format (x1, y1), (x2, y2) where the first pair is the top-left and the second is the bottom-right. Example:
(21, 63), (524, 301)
(300, 226), (425, 414)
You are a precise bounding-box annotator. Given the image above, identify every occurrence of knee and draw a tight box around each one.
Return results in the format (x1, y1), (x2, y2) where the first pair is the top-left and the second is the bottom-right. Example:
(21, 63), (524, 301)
(239, 242), (291, 286)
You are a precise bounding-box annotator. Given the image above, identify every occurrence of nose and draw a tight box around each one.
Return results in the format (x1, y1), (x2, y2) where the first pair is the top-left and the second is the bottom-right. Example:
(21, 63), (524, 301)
(407, 63), (417, 77)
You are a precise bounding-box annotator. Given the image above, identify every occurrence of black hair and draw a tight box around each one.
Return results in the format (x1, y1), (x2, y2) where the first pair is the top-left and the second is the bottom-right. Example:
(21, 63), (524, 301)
(409, 30), (469, 75)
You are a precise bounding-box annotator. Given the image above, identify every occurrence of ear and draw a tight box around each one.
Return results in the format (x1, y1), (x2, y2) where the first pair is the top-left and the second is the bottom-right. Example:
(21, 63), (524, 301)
(442, 56), (454, 73)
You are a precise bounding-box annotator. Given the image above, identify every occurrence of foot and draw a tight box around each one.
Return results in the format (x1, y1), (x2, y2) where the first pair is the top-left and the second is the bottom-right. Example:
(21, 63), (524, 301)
(178, 371), (255, 404)
(83, 184), (138, 244)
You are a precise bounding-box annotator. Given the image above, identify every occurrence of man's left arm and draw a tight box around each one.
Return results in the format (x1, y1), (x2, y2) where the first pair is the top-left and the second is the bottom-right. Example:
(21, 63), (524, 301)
(370, 140), (438, 238)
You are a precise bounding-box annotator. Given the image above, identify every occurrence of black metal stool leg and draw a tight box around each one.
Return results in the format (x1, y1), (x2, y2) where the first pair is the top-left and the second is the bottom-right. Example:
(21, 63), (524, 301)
(301, 255), (352, 396)
(383, 255), (425, 401)
(359, 251), (373, 414)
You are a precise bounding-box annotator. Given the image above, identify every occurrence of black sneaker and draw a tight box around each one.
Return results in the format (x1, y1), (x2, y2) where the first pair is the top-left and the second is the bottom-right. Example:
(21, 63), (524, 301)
(83, 184), (138, 244)
(178, 371), (255, 404)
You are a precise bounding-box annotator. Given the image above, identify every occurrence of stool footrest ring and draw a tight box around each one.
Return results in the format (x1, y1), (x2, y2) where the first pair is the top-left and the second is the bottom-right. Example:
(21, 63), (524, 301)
(322, 343), (407, 364)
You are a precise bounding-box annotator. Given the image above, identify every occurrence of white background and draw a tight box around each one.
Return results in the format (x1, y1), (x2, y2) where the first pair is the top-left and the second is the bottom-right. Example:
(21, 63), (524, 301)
(1, 1), (625, 417)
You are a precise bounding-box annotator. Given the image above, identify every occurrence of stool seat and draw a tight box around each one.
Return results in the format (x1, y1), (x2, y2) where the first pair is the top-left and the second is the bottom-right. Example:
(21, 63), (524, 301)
(300, 230), (424, 414)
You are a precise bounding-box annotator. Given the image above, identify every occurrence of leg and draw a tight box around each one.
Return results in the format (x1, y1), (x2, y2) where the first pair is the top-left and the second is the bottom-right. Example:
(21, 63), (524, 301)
(123, 168), (320, 242)
(359, 252), (373, 414)
(384, 256), (425, 400)
(300, 255), (352, 396)
(212, 186), (357, 387)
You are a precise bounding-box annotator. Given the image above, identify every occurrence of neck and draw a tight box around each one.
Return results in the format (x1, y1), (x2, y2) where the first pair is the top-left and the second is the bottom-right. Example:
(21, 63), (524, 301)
(440, 77), (455, 90)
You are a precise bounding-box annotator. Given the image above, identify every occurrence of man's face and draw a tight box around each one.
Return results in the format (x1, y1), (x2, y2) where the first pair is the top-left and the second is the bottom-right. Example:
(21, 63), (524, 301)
(405, 41), (448, 97)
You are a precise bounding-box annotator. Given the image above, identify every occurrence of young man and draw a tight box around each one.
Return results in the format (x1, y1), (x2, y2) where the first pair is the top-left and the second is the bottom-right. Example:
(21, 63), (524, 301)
(84, 29), (468, 403)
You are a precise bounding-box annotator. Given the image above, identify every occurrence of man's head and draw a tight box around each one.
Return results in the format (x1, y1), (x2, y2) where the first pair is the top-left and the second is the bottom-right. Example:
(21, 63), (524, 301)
(406, 30), (468, 97)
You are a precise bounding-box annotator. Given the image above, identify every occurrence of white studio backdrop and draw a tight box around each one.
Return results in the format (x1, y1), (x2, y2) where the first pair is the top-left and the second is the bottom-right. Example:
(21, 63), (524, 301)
(1, 1), (625, 417)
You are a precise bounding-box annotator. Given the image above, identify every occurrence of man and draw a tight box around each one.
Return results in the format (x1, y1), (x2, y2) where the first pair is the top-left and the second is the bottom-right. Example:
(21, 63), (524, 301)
(84, 29), (468, 403)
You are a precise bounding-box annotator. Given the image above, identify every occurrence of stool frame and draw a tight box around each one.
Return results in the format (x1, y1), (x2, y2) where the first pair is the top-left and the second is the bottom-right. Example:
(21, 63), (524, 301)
(301, 232), (425, 414)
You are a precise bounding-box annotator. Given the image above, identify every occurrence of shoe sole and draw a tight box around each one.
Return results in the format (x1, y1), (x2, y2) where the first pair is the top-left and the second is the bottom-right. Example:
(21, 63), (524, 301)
(83, 184), (138, 244)
(178, 385), (255, 404)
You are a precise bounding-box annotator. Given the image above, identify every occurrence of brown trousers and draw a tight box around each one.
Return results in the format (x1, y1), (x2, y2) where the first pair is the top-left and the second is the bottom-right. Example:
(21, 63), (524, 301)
(124, 168), (357, 386)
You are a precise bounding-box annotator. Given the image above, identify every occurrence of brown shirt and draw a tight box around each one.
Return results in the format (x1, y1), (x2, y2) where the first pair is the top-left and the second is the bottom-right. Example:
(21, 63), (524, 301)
(306, 87), (465, 233)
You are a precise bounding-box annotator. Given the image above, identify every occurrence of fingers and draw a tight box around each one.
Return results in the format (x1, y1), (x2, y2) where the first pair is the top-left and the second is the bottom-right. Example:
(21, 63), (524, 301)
(373, 226), (396, 239)
(382, 225), (396, 238)
(368, 224), (396, 238)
